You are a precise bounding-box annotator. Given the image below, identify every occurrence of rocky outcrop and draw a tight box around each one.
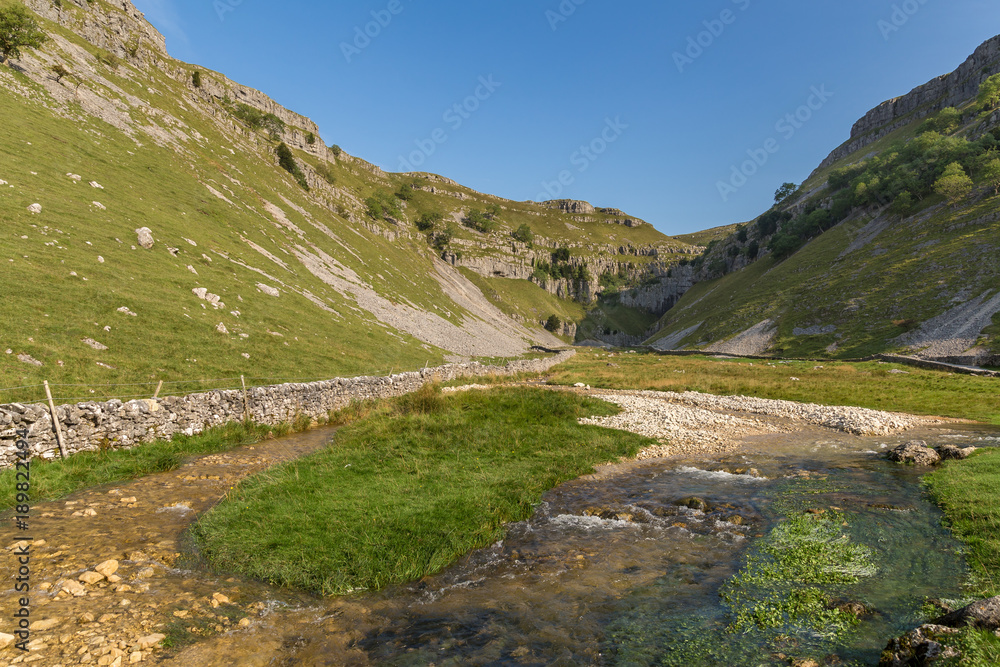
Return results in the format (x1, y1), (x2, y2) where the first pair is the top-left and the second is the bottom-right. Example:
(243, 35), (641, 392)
(618, 265), (696, 316)
(23, 0), (168, 58)
(545, 199), (596, 215)
(819, 35), (1000, 169)
(0, 352), (573, 469)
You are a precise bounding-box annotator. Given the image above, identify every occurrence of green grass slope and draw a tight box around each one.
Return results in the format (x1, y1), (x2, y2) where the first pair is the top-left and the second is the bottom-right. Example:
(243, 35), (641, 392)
(648, 73), (1000, 360)
(0, 0), (686, 401)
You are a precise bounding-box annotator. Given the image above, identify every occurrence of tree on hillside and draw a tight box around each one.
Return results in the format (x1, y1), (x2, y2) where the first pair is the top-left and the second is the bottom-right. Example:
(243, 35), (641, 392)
(774, 182), (798, 203)
(0, 4), (47, 66)
(978, 74), (1000, 111)
(276, 142), (309, 191)
(933, 162), (973, 206)
(512, 224), (533, 245)
(982, 158), (1000, 195)
(544, 315), (562, 333)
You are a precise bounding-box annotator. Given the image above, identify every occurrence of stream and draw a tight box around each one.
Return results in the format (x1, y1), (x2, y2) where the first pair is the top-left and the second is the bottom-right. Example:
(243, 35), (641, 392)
(168, 422), (998, 666)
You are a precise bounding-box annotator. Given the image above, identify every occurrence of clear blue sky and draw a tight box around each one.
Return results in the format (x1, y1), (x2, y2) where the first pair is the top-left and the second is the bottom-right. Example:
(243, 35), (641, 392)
(133, 0), (998, 235)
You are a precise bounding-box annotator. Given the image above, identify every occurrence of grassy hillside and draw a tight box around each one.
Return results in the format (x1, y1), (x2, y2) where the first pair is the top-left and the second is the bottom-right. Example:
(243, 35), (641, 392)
(649, 88), (1000, 361)
(0, 0), (688, 402)
(673, 222), (741, 247)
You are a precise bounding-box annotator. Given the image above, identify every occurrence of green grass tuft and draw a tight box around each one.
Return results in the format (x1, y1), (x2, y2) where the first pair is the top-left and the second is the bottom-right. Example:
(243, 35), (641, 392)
(190, 387), (654, 596)
(925, 450), (1000, 598)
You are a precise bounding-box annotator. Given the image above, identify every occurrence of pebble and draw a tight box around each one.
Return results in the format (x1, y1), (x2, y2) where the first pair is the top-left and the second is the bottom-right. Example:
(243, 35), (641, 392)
(79, 571), (105, 585)
(96, 560), (120, 578)
(579, 389), (922, 457)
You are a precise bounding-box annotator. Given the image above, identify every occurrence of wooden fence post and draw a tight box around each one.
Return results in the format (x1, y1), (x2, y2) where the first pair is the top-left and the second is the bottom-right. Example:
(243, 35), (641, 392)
(241, 375), (251, 422)
(43, 381), (68, 459)
(153, 380), (163, 399)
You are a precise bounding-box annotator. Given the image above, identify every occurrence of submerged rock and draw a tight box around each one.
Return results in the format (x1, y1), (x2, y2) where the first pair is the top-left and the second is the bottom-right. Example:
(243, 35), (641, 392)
(887, 441), (941, 466)
(878, 624), (961, 666)
(677, 497), (711, 512)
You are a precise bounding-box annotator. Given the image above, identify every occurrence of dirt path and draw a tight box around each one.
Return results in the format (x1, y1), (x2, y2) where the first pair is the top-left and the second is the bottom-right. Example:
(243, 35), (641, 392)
(0, 429), (335, 667)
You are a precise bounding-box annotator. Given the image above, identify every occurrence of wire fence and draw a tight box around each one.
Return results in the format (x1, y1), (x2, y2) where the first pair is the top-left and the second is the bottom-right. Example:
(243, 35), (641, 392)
(0, 369), (407, 408)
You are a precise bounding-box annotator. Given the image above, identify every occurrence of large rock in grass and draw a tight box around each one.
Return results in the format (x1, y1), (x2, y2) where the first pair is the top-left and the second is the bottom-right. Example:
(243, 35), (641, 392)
(887, 441), (941, 466)
(935, 444), (977, 461)
(136, 227), (154, 249)
(934, 596), (1000, 630)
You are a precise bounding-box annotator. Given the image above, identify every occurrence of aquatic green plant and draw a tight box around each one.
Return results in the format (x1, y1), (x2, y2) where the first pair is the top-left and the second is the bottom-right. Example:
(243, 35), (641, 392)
(721, 512), (876, 639)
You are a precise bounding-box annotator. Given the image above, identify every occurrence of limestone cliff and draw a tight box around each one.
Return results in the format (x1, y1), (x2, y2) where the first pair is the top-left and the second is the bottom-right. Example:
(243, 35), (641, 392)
(817, 35), (1000, 169)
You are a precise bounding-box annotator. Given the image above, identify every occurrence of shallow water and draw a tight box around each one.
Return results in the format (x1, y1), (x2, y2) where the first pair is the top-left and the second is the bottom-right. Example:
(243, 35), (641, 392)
(164, 422), (996, 667)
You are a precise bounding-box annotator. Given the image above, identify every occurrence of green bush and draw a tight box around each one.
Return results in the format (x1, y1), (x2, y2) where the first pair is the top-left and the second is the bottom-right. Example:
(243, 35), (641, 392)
(416, 212), (443, 232)
(263, 113), (285, 140)
(934, 161), (973, 206)
(306, 131), (315, 145)
(978, 74), (1000, 111)
(544, 315), (562, 332)
(774, 182), (798, 203)
(365, 190), (402, 221)
(395, 183), (415, 201)
(192, 70), (202, 88)
(464, 209), (498, 233)
(315, 162), (335, 185)
(430, 222), (457, 251)
(512, 224), (534, 244)
(233, 103), (265, 131)
(0, 5), (47, 64)
(275, 142), (309, 190)
(918, 107), (961, 135)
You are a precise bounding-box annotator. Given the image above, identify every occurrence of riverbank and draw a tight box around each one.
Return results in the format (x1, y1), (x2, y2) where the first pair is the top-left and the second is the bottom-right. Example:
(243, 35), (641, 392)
(549, 349), (1000, 425)
(2, 370), (997, 665)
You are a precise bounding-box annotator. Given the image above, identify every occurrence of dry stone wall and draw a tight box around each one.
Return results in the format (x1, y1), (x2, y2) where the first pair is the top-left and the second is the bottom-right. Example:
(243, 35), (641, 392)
(0, 352), (574, 469)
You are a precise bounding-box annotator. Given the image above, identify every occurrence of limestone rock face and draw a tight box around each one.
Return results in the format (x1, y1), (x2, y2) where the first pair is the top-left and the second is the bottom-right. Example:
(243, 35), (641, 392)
(819, 35), (1000, 169)
(546, 199), (596, 215)
(135, 227), (154, 250)
(887, 441), (941, 466)
(22, 0), (168, 58)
